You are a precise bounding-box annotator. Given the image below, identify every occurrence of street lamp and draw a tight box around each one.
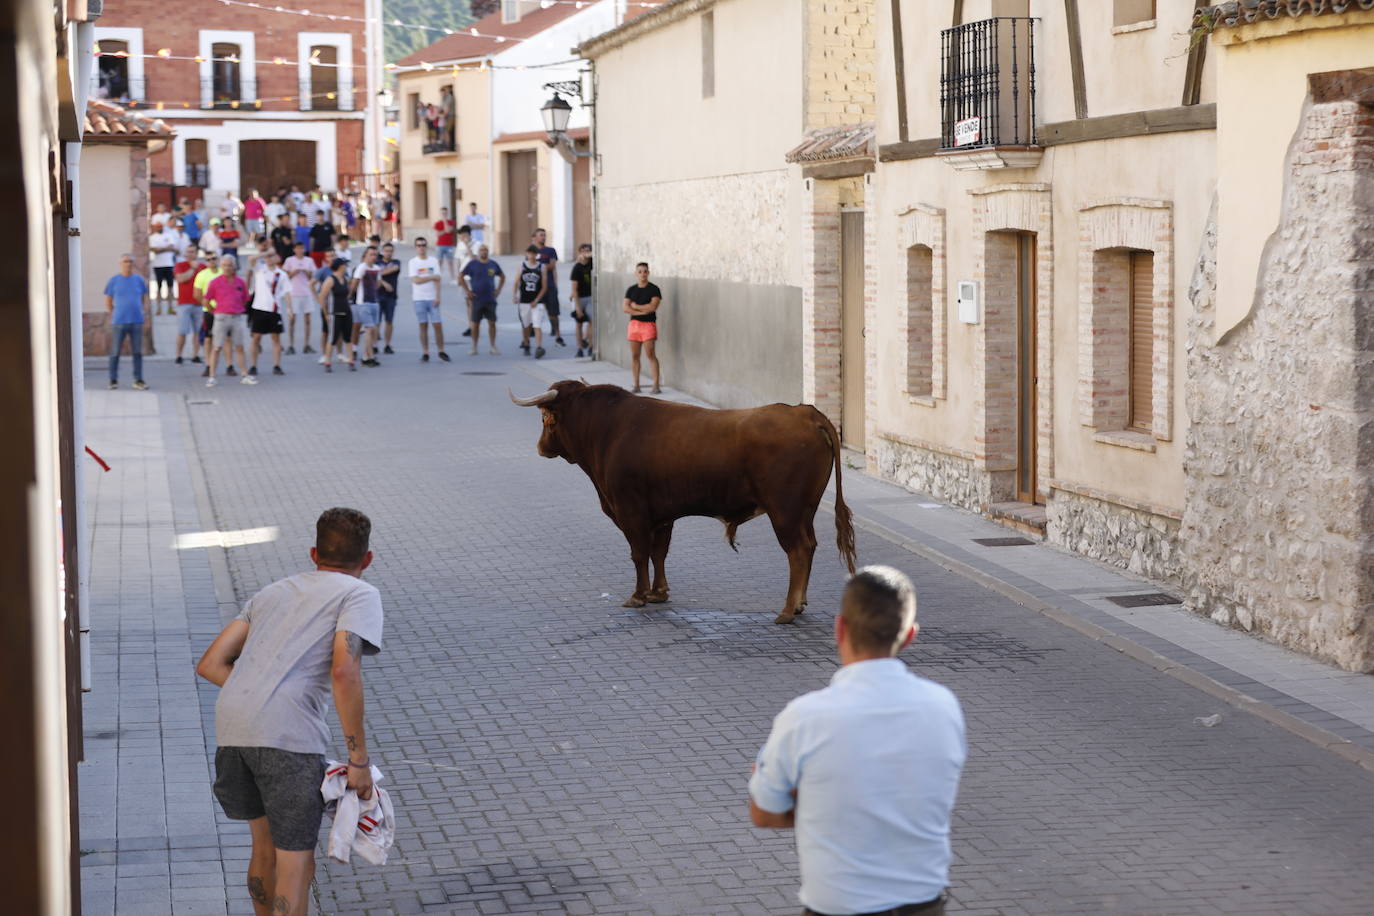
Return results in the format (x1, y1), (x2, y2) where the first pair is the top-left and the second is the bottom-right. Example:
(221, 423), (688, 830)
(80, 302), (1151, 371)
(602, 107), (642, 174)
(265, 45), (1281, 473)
(540, 91), (573, 141)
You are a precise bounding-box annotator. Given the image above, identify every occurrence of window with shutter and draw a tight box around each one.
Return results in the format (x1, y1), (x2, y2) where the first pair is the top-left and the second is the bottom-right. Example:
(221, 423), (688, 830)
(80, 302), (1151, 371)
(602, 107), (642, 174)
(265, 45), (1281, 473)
(1128, 251), (1154, 432)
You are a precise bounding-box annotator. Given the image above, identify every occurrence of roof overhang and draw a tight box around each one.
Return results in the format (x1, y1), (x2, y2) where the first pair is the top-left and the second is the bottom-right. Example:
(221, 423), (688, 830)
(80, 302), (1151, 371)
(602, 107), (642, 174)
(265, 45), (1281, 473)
(576, 0), (713, 60)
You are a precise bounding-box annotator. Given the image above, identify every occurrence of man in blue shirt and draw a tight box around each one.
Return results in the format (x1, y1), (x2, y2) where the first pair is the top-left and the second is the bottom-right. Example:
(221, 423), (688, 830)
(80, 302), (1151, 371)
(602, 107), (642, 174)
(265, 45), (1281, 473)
(104, 253), (151, 390)
(749, 566), (966, 916)
(459, 244), (505, 355)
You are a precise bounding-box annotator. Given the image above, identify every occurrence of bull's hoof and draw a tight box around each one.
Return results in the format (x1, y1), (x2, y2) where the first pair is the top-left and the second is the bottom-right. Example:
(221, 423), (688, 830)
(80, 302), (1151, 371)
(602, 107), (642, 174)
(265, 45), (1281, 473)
(774, 612), (796, 625)
(623, 596), (647, 608)
(645, 589), (669, 604)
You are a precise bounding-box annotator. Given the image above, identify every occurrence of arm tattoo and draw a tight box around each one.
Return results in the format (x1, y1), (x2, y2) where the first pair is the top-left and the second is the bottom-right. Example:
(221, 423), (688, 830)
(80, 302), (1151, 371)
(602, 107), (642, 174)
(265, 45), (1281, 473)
(272, 895), (292, 914)
(345, 631), (362, 661)
(346, 734), (358, 752)
(248, 877), (268, 905)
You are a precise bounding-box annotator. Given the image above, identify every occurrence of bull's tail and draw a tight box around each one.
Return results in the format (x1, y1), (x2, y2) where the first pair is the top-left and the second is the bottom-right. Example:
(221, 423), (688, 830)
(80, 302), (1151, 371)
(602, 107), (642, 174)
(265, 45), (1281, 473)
(815, 409), (857, 574)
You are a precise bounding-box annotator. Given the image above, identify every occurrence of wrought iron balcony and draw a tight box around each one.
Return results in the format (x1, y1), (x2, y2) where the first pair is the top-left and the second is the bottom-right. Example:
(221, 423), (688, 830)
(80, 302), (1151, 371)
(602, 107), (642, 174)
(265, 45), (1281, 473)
(200, 78), (259, 110)
(938, 17), (1042, 170)
(90, 75), (145, 104)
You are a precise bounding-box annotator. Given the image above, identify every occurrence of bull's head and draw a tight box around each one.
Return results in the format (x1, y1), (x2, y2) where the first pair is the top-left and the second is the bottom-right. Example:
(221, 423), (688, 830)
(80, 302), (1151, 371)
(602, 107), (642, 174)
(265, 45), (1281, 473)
(509, 379), (588, 461)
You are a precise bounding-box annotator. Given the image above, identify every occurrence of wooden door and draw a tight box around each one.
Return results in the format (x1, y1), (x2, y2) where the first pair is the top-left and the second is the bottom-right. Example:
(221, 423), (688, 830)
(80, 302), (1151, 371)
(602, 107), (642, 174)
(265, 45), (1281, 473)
(503, 149), (538, 254)
(1015, 232), (1038, 504)
(840, 209), (866, 450)
(239, 140), (316, 199)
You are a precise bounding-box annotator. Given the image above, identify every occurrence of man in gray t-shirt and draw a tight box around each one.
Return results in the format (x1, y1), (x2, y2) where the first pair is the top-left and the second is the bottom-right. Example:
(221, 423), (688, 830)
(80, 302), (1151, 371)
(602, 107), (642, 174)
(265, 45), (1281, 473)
(197, 507), (383, 916)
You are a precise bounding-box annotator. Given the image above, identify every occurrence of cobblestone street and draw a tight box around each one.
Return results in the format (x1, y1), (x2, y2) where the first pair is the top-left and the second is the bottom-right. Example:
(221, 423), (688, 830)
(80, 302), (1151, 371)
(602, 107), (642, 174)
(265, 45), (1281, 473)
(80, 283), (1374, 915)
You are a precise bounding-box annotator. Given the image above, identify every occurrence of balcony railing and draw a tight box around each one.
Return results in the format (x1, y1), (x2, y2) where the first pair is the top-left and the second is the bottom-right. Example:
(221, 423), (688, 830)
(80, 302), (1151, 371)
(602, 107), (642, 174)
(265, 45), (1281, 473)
(185, 164), (210, 187)
(90, 75), (146, 104)
(200, 78), (259, 110)
(939, 17), (1038, 167)
(298, 78), (352, 111)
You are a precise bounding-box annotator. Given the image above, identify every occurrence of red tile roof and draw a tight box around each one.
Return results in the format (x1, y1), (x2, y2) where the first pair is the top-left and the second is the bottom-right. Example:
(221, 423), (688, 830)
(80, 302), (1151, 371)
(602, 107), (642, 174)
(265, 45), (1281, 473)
(1199, 0), (1374, 28)
(397, 2), (587, 66)
(83, 99), (175, 141)
(785, 122), (875, 164)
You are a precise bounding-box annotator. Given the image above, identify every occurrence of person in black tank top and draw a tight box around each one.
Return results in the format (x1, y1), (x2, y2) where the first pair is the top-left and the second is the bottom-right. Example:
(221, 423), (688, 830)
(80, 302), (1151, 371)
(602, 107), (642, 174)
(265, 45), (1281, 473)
(317, 259), (354, 371)
(514, 245), (550, 358)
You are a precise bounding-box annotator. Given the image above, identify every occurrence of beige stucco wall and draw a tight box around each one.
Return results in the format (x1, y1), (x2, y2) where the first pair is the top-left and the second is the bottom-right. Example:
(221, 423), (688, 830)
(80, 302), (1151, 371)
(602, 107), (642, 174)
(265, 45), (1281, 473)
(81, 144), (135, 314)
(1211, 15), (1374, 337)
(592, 0), (806, 285)
(396, 67), (492, 241)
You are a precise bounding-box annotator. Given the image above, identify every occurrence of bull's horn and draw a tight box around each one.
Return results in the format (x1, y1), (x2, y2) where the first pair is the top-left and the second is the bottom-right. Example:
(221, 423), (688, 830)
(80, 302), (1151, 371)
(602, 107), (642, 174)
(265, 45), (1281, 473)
(508, 388), (558, 407)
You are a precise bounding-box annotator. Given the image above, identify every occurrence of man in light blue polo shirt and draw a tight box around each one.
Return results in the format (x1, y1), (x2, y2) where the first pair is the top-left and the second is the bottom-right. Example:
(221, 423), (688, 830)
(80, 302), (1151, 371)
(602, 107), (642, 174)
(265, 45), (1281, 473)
(104, 253), (150, 390)
(749, 566), (966, 916)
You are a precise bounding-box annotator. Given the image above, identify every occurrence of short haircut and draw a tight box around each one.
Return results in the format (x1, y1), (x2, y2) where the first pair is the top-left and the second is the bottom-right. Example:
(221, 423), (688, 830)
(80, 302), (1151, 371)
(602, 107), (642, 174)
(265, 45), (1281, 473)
(578, 243), (592, 252)
(636, 261), (649, 270)
(526, 244), (541, 255)
(457, 225), (471, 235)
(330, 257), (349, 271)
(293, 240), (305, 247)
(841, 565), (917, 655)
(414, 236), (428, 245)
(533, 227), (546, 235)
(315, 508), (371, 567)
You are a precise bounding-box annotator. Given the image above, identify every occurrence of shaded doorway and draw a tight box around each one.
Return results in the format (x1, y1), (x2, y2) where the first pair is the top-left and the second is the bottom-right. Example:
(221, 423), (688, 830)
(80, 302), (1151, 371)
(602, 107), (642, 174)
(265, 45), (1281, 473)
(840, 208), (866, 450)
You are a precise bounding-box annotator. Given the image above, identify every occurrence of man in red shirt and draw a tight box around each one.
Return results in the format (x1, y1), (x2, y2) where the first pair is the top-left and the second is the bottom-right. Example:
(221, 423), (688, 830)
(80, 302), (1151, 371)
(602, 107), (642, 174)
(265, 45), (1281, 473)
(243, 188), (266, 237)
(433, 208), (458, 284)
(173, 244), (206, 365)
(204, 255), (255, 387)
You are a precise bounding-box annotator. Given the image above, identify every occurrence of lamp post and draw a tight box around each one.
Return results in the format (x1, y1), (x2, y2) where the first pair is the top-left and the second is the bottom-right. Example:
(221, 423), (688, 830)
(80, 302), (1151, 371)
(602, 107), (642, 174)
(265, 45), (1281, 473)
(540, 80), (591, 161)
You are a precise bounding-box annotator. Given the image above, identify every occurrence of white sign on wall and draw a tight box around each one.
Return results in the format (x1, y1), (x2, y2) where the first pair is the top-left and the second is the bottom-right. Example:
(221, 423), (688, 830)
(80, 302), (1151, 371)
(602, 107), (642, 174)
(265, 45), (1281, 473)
(954, 116), (982, 147)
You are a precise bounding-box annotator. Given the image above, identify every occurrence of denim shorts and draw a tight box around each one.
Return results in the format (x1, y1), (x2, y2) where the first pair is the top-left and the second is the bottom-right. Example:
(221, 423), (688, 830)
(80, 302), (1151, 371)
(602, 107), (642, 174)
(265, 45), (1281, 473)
(354, 302), (380, 328)
(436, 245), (455, 262)
(378, 298), (397, 323)
(214, 747), (326, 852)
(414, 299), (441, 323)
(176, 304), (201, 336)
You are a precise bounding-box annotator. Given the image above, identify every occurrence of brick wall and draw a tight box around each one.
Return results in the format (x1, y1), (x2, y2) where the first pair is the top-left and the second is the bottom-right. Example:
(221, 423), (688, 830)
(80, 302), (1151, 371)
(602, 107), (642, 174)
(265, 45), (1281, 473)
(97, 0), (367, 111)
(804, 0), (875, 129)
(801, 177), (842, 426)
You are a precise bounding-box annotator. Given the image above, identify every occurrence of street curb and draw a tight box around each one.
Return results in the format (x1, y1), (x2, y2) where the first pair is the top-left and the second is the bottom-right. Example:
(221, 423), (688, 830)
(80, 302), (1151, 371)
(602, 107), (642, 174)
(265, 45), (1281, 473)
(833, 500), (1374, 775)
(174, 393), (240, 621)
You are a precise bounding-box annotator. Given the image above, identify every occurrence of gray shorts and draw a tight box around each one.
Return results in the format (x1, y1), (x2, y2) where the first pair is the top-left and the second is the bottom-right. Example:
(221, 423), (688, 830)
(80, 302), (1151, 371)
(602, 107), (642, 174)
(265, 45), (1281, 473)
(214, 746), (326, 851)
(471, 300), (497, 324)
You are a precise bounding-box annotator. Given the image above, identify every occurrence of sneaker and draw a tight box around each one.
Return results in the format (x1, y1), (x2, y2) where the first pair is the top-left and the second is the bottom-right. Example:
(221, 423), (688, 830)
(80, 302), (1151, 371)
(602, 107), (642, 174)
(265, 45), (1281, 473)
(286, 346), (296, 355)
(469, 344), (478, 355)
(555, 337), (566, 347)
(272, 366), (284, 376)
(520, 342), (530, 353)
(348, 361), (357, 372)
(489, 346), (501, 355)
(535, 346), (546, 359)
(248, 366), (258, 376)
(175, 356), (184, 365)
(462, 328), (472, 337)
(226, 366), (237, 377)
(191, 356), (202, 364)
(438, 351), (451, 362)
(651, 386), (662, 394)
(421, 353), (430, 363)
(324, 363), (333, 373)
(132, 380), (149, 391)
(384, 345), (395, 355)
(206, 376), (217, 388)
(575, 348), (584, 358)
(201, 367), (210, 377)
(241, 375), (258, 385)
(107, 380), (118, 390)
(318, 355), (327, 365)
(303, 345), (315, 354)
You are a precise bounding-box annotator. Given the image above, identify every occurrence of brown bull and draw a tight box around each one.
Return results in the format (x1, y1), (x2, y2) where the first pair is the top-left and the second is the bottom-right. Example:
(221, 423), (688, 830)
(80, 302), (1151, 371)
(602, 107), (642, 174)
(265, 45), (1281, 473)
(511, 380), (856, 623)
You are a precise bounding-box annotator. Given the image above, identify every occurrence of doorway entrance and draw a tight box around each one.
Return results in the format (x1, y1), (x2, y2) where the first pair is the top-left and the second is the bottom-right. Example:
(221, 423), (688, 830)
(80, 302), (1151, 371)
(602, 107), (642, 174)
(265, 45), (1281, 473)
(1014, 232), (1038, 504)
(239, 140), (316, 199)
(840, 208), (866, 450)
(502, 149), (538, 254)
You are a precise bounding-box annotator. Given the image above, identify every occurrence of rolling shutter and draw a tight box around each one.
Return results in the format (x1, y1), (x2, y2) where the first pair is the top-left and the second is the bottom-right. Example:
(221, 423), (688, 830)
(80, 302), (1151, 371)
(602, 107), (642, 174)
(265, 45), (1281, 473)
(1128, 252), (1154, 432)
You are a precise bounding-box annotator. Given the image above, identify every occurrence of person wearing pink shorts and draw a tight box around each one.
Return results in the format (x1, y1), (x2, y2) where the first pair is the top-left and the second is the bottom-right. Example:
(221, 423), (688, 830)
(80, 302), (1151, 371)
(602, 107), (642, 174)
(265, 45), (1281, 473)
(623, 262), (662, 394)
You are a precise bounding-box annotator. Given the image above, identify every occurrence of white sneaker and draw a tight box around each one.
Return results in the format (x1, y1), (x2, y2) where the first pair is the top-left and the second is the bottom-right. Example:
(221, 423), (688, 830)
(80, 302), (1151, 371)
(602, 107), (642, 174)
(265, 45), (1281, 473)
(318, 355), (327, 364)
(241, 375), (258, 385)
(206, 376), (217, 388)
(489, 346), (500, 355)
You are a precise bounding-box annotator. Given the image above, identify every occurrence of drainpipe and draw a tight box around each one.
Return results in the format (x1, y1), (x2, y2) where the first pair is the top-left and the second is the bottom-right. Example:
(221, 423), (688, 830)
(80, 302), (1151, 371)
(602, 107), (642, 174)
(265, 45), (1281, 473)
(589, 60), (600, 360)
(67, 139), (90, 695)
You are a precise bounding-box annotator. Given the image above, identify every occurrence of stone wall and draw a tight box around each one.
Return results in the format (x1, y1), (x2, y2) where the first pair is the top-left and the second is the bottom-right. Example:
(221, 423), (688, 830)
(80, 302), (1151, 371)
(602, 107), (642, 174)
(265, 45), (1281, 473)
(596, 169), (792, 284)
(1047, 486), (1182, 584)
(1182, 74), (1374, 672)
(874, 434), (989, 513)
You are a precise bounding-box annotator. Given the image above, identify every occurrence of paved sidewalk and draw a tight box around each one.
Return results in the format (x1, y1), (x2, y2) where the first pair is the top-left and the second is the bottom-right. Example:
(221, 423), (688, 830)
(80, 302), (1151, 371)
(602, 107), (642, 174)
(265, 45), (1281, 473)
(80, 260), (1374, 915)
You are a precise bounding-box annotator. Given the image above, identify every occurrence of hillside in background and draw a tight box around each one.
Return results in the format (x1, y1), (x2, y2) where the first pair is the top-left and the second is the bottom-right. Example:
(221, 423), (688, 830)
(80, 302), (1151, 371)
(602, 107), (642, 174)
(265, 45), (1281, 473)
(383, 0), (476, 68)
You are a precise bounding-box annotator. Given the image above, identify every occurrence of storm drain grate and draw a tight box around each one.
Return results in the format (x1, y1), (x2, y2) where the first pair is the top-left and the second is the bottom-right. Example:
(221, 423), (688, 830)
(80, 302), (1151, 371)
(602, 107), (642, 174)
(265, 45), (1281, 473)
(1106, 592), (1182, 608)
(186, 399), (216, 406)
(461, 371), (506, 376)
(973, 537), (1035, 547)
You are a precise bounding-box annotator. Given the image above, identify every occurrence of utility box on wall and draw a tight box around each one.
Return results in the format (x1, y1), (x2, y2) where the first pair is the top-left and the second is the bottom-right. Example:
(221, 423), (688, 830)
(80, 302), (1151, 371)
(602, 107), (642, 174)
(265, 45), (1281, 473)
(957, 280), (980, 324)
